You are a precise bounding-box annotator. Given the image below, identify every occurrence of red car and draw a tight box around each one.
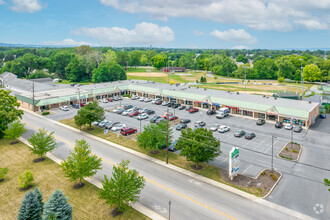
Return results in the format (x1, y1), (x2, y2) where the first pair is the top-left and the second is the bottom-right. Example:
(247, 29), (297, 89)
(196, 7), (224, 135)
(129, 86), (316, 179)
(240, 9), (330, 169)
(167, 115), (178, 121)
(129, 111), (139, 117)
(80, 102), (86, 107)
(107, 98), (113, 102)
(120, 127), (137, 136)
(155, 100), (162, 105)
(188, 108), (198, 113)
(161, 112), (173, 118)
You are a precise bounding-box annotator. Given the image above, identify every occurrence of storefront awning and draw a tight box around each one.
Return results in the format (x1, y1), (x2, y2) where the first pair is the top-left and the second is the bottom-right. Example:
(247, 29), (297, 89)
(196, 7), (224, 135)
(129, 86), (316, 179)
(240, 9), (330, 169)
(203, 102), (209, 105)
(195, 101), (202, 103)
(212, 103), (219, 106)
(167, 96), (172, 99)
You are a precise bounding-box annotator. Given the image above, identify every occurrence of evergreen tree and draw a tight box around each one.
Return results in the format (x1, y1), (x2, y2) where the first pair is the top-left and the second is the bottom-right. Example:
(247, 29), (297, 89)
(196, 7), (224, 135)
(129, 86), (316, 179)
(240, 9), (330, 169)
(42, 190), (72, 220)
(18, 190), (42, 220)
(34, 188), (44, 212)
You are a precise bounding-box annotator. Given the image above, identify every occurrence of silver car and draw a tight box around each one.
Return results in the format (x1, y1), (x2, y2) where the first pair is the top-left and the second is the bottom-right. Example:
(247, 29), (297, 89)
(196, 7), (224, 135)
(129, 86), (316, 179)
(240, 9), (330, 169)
(210, 124), (220, 131)
(137, 113), (149, 120)
(218, 125), (230, 133)
(111, 124), (126, 131)
(122, 109), (134, 116)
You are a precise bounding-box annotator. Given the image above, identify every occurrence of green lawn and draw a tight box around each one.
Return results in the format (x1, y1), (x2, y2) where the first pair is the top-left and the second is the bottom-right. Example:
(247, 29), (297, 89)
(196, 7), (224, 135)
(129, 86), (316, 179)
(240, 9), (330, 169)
(127, 67), (158, 72)
(0, 138), (150, 220)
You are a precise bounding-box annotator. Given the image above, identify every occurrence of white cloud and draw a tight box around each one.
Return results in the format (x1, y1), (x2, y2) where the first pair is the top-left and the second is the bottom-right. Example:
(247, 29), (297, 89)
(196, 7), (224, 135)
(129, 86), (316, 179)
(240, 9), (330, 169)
(294, 19), (329, 30)
(10, 0), (43, 13)
(41, 39), (100, 47)
(193, 30), (204, 36)
(232, 45), (249, 50)
(0, 0), (5, 6)
(99, 0), (330, 31)
(210, 29), (258, 44)
(72, 22), (174, 46)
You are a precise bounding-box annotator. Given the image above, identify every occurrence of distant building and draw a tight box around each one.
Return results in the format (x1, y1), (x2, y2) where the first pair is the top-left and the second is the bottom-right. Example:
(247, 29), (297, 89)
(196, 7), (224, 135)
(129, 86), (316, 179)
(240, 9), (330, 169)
(0, 72), (17, 86)
(162, 67), (186, 72)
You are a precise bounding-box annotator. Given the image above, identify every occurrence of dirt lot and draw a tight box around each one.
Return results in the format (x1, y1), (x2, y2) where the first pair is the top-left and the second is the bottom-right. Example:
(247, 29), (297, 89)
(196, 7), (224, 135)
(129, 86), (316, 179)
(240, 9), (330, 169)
(127, 72), (167, 77)
(278, 143), (301, 160)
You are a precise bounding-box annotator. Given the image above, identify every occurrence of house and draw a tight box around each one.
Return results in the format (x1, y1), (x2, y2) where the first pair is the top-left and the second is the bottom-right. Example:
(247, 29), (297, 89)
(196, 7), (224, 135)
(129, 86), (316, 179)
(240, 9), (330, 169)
(0, 72), (17, 86)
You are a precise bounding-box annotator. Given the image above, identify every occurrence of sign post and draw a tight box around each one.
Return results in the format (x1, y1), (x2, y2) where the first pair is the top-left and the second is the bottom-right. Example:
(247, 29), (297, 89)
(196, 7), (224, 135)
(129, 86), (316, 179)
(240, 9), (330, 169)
(104, 129), (108, 135)
(229, 147), (240, 180)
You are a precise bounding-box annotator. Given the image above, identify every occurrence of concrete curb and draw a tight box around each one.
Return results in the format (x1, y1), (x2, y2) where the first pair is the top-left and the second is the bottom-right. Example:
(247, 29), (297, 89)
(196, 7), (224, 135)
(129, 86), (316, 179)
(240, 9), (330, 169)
(261, 170), (283, 199)
(18, 136), (166, 220)
(22, 109), (315, 220)
(277, 143), (303, 162)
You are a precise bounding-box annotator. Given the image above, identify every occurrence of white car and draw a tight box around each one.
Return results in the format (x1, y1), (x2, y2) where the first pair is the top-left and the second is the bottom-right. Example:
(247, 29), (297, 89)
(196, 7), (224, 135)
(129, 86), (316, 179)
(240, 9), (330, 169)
(139, 97), (145, 101)
(60, 106), (69, 111)
(285, 123), (293, 130)
(112, 107), (124, 113)
(111, 124), (126, 131)
(218, 125), (230, 133)
(144, 98), (151, 102)
(99, 99), (108, 103)
(131, 95), (139, 100)
(122, 109), (134, 116)
(151, 99), (160, 104)
(137, 113), (149, 120)
(210, 124), (220, 131)
(138, 108), (148, 114)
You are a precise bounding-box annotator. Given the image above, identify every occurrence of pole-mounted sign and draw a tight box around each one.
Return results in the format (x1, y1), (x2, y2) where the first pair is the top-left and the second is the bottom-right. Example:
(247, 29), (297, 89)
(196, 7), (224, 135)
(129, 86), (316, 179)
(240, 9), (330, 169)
(229, 147), (239, 180)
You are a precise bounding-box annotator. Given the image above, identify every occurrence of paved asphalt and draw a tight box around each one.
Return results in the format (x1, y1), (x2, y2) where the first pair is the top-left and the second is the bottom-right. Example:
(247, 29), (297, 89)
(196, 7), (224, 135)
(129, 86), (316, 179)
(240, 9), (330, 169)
(22, 111), (301, 220)
(39, 98), (330, 219)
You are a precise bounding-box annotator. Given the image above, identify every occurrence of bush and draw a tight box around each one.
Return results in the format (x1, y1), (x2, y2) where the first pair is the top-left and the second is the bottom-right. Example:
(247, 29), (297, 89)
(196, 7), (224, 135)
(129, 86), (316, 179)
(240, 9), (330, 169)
(270, 173), (277, 181)
(292, 149), (299, 153)
(42, 111), (50, 116)
(18, 171), (34, 189)
(58, 79), (62, 82)
(260, 171), (266, 175)
(214, 76), (218, 80)
(277, 77), (285, 83)
(285, 147), (288, 151)
(0, 167), (9, 180)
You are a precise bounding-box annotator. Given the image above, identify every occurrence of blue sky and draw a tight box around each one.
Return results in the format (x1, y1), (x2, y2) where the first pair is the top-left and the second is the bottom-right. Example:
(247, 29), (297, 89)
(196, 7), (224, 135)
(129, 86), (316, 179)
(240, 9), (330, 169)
(0, 0), (329, 49)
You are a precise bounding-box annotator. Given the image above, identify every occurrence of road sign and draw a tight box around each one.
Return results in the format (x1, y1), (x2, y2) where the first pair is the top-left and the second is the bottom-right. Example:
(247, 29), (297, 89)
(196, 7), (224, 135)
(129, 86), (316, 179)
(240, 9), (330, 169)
(104, 129), (108, 134)
(229, 147), (239, 180)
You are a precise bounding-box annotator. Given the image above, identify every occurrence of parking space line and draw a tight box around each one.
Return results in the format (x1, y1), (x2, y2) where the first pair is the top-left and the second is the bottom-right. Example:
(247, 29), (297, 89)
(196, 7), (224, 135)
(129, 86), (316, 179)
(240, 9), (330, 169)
(263, 139), (278, 153)
(241, 164), (252, 175)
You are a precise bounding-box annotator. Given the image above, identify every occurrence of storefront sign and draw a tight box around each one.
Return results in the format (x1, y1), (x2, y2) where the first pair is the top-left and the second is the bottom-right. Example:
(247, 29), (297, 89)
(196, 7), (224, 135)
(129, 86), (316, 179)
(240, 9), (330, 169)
(229, 147), (240, 180)
(212, 103), (219, 106)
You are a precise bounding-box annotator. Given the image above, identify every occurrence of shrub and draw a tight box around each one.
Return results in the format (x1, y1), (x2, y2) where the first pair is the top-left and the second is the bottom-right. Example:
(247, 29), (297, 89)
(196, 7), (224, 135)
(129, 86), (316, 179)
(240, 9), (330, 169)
(270, 173), (277, 181)
(292, 149), (299, 153)
(214, 76), (218, 80)
(18, 171), (34, 189)
(42, 111), (50, 116)
(260, 171), (266, 175)
(58, 79), (62, 82)
(0, 167), (9, 180)
(277, 77), (285, 83)
(285, 147), (288, 151)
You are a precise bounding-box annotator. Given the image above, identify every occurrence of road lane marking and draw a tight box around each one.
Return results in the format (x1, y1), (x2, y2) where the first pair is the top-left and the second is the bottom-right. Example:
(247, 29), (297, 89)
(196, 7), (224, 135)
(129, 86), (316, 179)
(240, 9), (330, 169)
(23, 120), (237, 220)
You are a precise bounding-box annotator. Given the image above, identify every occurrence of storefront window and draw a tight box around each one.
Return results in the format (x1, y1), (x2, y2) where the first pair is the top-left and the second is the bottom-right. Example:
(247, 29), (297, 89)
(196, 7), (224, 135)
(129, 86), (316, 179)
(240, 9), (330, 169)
(243, 110), (253, 117)
(267, 114), (278, 121)
(292, 119), (306, 126)
(232, 109), (241, 115)
(258, 113), (265, 119)
(283, 117), (291, 123)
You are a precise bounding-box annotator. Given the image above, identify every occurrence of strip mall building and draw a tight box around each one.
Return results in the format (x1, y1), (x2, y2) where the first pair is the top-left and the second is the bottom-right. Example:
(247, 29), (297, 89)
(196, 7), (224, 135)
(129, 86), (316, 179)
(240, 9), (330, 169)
(15, 80), (319, 128)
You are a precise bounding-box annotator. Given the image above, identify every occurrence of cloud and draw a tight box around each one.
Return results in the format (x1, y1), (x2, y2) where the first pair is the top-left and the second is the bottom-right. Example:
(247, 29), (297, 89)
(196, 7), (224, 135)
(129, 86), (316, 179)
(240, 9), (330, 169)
(41, 39), (100, 46)
(99, 0), (330, 31)
(294, 19), (329, 30)
(72, 22), (174, 46)
(193, 30), (204, 36)
(232, 45), (249, 50)
(10, 0), (43, 13)
(0, 0), (5, 6)
(210, 29), (258, 44)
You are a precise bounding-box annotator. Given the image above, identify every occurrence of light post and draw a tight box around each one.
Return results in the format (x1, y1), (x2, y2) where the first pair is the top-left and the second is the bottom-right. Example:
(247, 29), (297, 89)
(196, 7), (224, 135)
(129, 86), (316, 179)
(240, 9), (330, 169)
(166, 107), (169, 164)
(271, 135), (277, 171)
(291, 126), (293, 149)
(77, 87), (81, 110)
(168, 201), (172, 220)
(243, 66), (249, 93)
(299, 58), (304, 95)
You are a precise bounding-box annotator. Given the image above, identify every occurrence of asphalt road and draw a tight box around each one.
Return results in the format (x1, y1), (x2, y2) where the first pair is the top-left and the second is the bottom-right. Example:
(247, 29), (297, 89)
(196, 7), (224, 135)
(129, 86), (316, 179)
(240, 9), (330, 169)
(23, 111), (303, 220)
(45, 98), (330, 219)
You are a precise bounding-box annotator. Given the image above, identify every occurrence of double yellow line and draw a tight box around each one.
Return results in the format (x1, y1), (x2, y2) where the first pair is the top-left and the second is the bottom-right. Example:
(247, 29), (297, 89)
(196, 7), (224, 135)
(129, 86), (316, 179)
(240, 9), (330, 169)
(23, 120), (237, 220)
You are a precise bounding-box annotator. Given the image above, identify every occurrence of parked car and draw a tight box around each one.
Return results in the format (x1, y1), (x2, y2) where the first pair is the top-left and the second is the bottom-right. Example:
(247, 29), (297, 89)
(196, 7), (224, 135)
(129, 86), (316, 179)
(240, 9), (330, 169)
(285, 123), (293, 130)
(155, 117), (166, 124)
(188, 108), (199, 113)
(186, 106), (194, 111)
(111, 124), (126, 131)
(138, 108), (148, 114)
(167, 115), (178, 121)
(207, 109), (216, 116)
(105, 121), (119, 129)
(151, 98), (160, 104)
(167, 102), (175, 107)
(112, 107), (124, 113)
(60, 105), (69, 111)
(218, 125), (230, 133)
(168, 141), (177, 152)
(139, 97), (145, 101)
(91, 121), (100, 126)
(194, 126), (204, 131)
(144, 98), (152, 102)
(99, 99), (108, 103)
(120, 127), (137, 136)
(176, 123), (187, 131)
(180, 119), (191, 124)
(194, 121), (206, 127)
(210, 124), (220, 131)
(245, 132), (256, 139)
(71, 103), (80, 109)
(178, 105), (186, 110)
(113, 96), (119, 101)
(150, 116), (161, 123)
(98, 120), (109, 128)
(319, 114), (326, 119)
(172, 103), (181, 108)
(145, 109), (155, 115)
(122, 109), (134, 116)
(155, 100), (162, 105)
(137, 113), (149, 120)
(107, 97), (113, 102)
(131, 95), (139, 100)
(294, 125), (303, 133)
(124, 105), (133, 110)
(161, 112), (173, 118)
(116, 108), (125, 114)
(129, 111), (140, 117)
(234, 130), (245, 137)
(275, 121), (283, 128)
(162, 101), (169, 106)
(80, 102), (86, 107)
(256, 119), (266, 125)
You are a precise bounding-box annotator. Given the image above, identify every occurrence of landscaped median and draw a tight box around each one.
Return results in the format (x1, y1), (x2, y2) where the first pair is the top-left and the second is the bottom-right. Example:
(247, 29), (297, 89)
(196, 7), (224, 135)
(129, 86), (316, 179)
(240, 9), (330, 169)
(0, 138), (150, 220)
(60, 118), (280, 198)
(278, 142), (302, 161)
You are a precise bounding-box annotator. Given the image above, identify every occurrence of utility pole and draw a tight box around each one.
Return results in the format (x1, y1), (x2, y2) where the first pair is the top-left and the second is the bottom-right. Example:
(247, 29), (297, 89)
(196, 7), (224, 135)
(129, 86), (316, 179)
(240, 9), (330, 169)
(32, 81), (35, 112)
(291, 127), (293, 149)
(78, 87), (81, 110)
(168, 201), (172, 220)
(166, 107), (169, 164)
(271, 135), (277, 171)
(243, 66), (249, 94)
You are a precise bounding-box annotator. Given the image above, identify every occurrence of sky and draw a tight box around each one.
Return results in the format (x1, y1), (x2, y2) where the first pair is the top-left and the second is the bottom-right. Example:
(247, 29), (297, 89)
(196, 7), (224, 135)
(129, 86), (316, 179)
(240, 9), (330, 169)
(0, 0), (330, 49)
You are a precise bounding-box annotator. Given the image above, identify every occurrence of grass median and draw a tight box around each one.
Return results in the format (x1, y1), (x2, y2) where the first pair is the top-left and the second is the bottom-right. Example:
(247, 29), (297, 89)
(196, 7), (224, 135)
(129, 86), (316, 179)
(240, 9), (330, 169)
(0, 138), (150, 220)
(60, 118), (264, 197)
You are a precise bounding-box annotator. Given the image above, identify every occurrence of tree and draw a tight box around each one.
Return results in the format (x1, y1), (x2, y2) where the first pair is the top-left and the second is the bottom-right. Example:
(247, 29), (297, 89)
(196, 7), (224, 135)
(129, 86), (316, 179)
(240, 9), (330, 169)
(34, 187), (44, 212)
(253, 58), (277, 79)
(28, 129), (57, 161)
(176, 128), (221, 169)
(92, 62), (127, 83)
(51, 52), (74, 79)
(43, 190), (72, 220)
(74, 101), (105, 129)
(324, 178), (330, 191)
(129, 50), (142, 67)
(65, 55), (88, 82)
(275, 56), (296, 79)
(277, 77), (285, 83)
(74, 114), (85, 130)
(236, 54), (247, 63)
(0, 90), (24, 138)
(18, 171), (34, 189)
(99, 160), (145, 214)
(152, 54), (166, 69)
(61, 139), (102, 188)
(303, 64), (322, 82)
(137, 121), (172, 154)
(17, 190), (42, 220)
(0, 167), (8, 181)
(4, 120), (27, 144)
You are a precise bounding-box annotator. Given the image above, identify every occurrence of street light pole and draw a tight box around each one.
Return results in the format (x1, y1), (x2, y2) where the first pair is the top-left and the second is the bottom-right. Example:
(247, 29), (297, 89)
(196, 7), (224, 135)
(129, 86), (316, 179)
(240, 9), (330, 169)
(77, 87), (81, 110)
(168, 201), (172, 220)
(166, 107), (169, 164)
(243, 66), (249, 94)
(271, 135), (274, 171)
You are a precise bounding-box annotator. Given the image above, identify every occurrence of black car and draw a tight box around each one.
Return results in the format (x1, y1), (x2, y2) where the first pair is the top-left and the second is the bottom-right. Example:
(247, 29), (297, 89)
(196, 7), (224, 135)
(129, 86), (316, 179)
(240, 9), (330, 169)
(172, 103), (181, 108)
(71, 103), (80, 109)
(275, 121), (283, 128)
(180, 119), (191, 124)
(207, 109), (216, 115)
(234, 130), (245, 137)
(167, 102), (175, 107)
(293, 125), (303, 133)
(178, 105), (186, 110)
(245, 132), (256, 139)
(168, 141), (177, 152)
(256, 119), (266, 125)
(145, 109), (155, 115)
(176, 123), (187, 131)
(150, 116), (161, 123)
(124, 105), (134, 110)
(155, 118), (166, 124)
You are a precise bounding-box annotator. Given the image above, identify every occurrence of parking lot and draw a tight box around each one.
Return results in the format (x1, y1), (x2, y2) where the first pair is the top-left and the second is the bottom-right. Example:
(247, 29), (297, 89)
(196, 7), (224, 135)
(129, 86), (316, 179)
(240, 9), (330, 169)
(47, 97), (309, 178)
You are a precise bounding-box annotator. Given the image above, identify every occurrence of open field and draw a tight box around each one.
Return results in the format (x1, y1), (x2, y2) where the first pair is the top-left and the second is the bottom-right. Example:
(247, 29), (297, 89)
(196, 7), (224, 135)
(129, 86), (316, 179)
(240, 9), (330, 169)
(127, 72), (167, 77)
(0, 138), (149, 220)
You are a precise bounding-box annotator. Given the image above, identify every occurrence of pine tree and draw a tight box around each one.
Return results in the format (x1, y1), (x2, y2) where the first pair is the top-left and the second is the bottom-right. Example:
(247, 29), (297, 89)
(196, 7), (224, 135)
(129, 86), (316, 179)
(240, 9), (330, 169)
(34, 188), (44, 212)
(42, 190), (72, 220)
(17, 190), (42, 220)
